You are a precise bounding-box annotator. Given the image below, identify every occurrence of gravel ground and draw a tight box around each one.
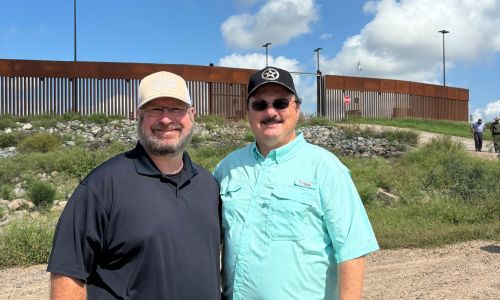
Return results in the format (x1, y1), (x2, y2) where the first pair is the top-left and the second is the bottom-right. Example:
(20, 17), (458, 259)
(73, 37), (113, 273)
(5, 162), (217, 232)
(0, 240), (498, 299)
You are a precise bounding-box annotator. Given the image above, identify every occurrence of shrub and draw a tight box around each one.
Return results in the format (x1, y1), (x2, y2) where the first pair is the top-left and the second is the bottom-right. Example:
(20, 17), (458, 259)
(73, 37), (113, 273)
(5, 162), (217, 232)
(0, 114), (16, 130)
(341, 126), (419, 147)
(189, 144), (240, 171)
(0, 215), (57, 267)
(17, 132), (62, 153)
(243, 129), (254, 142)
(27, 180), (56, 207)
(61, 111), (82, 121)
(29, 114), (60, 128)
(82, 113), (124, 124)
(340, 156), (392, 203)
(197, 114), (226, 126)
(297, 116), (334, 127)
(0, 133), (19, 148)
(53, 145), (124, 179)
(190, 133), (205, 144)
(1, 185), (13, 200)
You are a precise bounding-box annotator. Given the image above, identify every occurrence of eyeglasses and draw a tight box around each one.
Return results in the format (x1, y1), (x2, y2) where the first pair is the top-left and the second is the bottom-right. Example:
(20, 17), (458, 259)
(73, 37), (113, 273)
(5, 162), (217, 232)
(141, 106), (191, 117)
(250, 98), (296, 112)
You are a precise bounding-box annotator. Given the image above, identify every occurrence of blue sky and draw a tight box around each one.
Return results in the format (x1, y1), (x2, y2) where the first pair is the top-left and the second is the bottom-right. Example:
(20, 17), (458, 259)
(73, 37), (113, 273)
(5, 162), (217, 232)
(1, 0), (499, 121)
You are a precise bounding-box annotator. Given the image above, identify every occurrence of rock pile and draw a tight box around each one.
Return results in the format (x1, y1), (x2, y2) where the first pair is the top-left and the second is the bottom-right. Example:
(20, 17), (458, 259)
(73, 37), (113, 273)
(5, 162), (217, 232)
(1, 119), (408, 158)
(0, 118), (411, 228)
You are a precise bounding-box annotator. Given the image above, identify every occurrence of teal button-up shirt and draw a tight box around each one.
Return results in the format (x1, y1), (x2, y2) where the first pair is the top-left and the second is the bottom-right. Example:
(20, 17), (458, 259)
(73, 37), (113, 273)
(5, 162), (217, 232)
(214, 134), (379, 300)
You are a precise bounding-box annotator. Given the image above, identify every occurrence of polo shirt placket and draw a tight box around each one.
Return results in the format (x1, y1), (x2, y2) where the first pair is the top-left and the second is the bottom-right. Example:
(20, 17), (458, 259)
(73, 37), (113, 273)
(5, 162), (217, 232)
(232, 151), (278, 299)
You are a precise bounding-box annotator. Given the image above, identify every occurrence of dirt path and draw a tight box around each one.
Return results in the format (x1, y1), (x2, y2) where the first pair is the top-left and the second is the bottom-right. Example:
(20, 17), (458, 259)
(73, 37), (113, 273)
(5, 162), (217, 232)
(363, 240), (500, 299)
(0, 240), (498, 299)
(345, 124), (499, 160)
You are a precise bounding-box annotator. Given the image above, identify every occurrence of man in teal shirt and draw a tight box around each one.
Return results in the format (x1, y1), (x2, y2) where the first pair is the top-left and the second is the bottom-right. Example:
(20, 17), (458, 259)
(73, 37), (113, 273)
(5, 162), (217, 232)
(214, 66), (379, 300)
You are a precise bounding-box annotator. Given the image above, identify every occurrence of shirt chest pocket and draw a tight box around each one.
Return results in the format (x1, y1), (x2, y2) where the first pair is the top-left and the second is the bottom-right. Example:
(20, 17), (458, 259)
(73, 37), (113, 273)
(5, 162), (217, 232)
(266, 186), (315, 241)
(220, 181), (251, 229)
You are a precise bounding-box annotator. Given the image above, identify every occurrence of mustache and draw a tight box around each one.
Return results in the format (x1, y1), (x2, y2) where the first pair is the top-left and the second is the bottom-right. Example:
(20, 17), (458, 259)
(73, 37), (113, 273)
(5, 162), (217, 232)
(152, 123), (183, 131)
(261, 116), (283, 125)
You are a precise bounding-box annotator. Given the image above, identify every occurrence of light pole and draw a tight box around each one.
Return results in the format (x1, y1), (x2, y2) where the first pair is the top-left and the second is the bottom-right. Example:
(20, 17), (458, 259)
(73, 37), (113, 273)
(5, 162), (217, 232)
(74, 0), (77, 61)
(314, 48), (323, 117)
(72, 0), (78, 113)
(438, 29), (449, 86)
(314, 48), (322, 73)
(262, 42), (272, 66)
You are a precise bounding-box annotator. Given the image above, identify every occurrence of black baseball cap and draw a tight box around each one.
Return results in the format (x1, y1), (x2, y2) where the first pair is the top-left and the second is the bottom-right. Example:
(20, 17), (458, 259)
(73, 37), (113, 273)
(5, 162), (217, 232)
(247, 66), (297, 101)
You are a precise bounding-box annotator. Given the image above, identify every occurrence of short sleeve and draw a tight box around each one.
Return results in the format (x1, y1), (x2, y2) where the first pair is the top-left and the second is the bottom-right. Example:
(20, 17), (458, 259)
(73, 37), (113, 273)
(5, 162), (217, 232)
(47, 183), (108, 281)
(319, 164), (379, 264)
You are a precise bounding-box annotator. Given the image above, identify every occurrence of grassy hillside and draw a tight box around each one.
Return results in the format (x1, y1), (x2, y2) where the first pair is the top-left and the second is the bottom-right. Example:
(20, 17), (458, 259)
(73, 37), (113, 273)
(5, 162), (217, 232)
(0, 114), (499, 267)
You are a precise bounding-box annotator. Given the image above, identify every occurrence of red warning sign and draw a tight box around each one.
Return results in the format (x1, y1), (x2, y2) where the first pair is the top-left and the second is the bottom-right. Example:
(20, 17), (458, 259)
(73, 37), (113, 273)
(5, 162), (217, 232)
(344, 95), (351, 105)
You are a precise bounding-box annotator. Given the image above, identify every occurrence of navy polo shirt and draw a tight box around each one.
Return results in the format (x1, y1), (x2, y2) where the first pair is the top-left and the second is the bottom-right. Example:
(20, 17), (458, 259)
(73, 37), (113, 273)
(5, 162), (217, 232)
(47, 143), (221, 300)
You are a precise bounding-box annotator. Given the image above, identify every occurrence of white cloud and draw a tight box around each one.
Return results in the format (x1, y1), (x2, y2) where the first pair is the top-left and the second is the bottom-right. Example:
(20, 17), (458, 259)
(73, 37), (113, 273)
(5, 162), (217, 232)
(322, 0), (500, 83)
(472, 100), (500, 121)
(217, 53), (299, 70)
(221, 0), (319, 49)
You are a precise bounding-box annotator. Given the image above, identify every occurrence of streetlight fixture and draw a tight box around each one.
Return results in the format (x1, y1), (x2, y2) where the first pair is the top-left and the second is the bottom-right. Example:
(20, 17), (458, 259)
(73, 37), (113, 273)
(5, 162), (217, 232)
(438, 29), (450, 86)
(314, 48), (322, 73)
(262, 42), (272, 66)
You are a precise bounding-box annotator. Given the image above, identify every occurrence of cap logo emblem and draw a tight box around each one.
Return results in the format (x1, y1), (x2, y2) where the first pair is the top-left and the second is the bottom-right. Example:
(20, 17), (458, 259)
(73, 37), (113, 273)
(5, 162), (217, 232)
(261, 68), (280, 81)
(152, 78), (177, 93)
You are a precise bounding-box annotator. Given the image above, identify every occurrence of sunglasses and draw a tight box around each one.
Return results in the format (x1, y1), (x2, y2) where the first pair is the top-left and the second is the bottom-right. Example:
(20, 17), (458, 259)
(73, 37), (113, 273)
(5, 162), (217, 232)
(250, 98), (295, 111)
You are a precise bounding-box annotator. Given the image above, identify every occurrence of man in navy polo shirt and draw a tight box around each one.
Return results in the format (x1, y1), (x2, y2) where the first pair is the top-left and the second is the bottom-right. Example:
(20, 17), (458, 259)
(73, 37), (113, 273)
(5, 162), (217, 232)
(48, 71), (221, 300)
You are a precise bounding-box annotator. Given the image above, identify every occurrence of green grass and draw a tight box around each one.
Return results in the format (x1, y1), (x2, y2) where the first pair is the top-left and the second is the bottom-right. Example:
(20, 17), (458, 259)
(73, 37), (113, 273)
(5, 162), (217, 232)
(0, 142), (129, 187)
(340, 116), (493, 140)
(368, 200), (500, 249)
(297, 116), (335, 127)
(188, 143), (241, 171)
(196, 114), (227, 131)
(341, 125), (419, 146)
(342, 137), (500, 248)
(0, 114), (16, 130)
(0, 214), (58, 268)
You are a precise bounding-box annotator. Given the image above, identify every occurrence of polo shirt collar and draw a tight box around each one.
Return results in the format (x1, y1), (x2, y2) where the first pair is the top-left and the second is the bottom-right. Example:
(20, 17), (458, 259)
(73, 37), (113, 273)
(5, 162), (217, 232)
(132, 142), (198, 178)
(252, 132), (306, 163)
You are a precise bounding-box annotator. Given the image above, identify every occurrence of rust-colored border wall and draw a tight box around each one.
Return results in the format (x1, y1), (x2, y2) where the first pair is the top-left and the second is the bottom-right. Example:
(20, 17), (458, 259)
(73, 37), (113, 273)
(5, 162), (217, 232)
(0, 59), (469, 121)
(325, 75), (468, 101)
(0, 59), (254, 119)
(0, 59), (255, 83)
(323, 75), (469, 121)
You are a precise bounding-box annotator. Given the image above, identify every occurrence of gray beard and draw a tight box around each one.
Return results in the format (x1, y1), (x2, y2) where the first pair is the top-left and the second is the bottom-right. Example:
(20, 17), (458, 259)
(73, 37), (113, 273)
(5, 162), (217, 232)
(137, 117), (193, 156)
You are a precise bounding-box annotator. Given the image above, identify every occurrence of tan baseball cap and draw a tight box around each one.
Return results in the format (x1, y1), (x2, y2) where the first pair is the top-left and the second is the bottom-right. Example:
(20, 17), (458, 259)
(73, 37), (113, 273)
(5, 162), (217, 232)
(138, 71), (191, 108)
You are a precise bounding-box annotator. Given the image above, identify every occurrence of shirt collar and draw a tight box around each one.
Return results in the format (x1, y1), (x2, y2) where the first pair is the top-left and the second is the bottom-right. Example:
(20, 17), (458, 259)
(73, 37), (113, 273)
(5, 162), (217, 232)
(252, 133), (306, 163)
(131, 142), (198, 179)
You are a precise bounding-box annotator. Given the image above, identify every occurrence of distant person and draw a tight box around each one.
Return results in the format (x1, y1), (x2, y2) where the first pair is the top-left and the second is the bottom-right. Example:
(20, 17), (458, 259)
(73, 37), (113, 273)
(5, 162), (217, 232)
(214, 66), (379, 300)
(471, 118), (485, 151)
(490, 117), (500, 153)
(47, 71), (221, 300)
